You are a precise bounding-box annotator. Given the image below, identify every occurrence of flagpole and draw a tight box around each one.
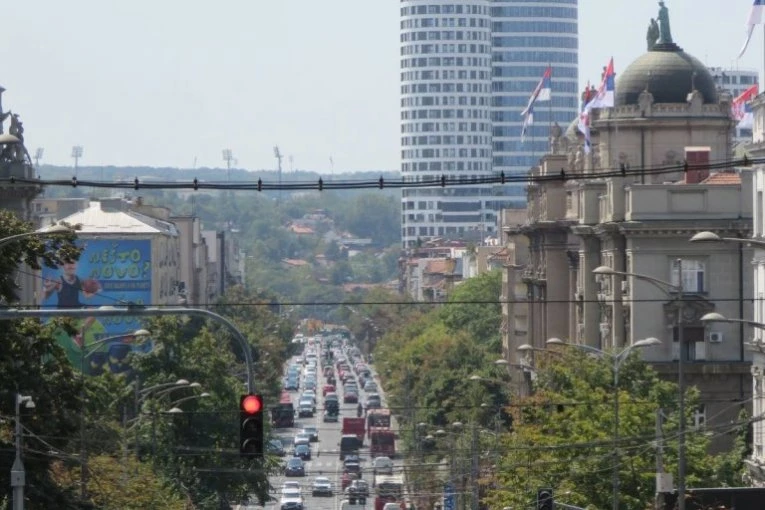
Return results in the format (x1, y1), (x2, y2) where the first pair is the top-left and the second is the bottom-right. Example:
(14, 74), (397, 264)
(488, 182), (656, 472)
(547, 63), (553, 144)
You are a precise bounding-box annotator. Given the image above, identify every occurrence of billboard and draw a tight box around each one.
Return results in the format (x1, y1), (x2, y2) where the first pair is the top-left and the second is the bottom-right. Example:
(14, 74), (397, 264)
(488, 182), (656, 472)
(40, 238), (153, 374)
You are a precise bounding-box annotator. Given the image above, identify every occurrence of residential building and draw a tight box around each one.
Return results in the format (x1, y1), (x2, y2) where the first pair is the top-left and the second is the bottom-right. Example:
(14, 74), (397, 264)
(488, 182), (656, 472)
(709, 67), (758, 142)
(504, 29), (753, 452)
(399, 0), (578, 248)
(172, 215), (211, 306)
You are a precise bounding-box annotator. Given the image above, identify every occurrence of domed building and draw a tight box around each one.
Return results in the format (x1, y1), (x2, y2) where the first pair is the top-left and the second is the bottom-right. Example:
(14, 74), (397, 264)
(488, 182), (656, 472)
(505, 7), (753, 459)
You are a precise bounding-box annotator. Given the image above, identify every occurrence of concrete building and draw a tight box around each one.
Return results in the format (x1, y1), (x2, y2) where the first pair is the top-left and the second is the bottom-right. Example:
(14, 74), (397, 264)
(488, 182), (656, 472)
(709, 67), (759, 142)
(399, 0), (578, 248)
(742, 93), (765, 484)
(504, 30), (753, 451)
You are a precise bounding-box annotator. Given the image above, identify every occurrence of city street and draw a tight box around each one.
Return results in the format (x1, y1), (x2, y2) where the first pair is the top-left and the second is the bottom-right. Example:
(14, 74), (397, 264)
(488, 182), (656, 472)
(237, 338), (400, 510)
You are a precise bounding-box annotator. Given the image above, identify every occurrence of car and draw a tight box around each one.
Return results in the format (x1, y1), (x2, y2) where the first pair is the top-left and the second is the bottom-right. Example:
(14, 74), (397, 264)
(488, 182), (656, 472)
(341, 472), (353, 490)
(364, 380), (378, 392)
(323, 410), (339, 422)
(365, 393), (382, 409)
(347, 479), (370, 497)
(294, 443), (312, 460)
(285, 379), (299, 391)
(280, 488), (304, 510)
(324, 392), (339, 403)
(299, 396), (316, 412)
(267, 439), (286, 456)
(302, 426), (319, 442)
(343, 459), (361, 476)
(344, 391), (358, 403)
(373, 456), (393, 474)
(293, 433), (311, 447)
(323, 384), (336, 396)
(298, 403), (314, 418)
(312, 476), (333, 497)
(285, 458), (306, 477)
(305, 380), (317, 391)
(383, 503), (402, 510)
(281, 481), (301, 493)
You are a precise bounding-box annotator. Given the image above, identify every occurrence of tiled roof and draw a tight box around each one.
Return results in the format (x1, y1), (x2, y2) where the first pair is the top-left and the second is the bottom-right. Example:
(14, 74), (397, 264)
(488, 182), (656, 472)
(700, 172), (740, 185)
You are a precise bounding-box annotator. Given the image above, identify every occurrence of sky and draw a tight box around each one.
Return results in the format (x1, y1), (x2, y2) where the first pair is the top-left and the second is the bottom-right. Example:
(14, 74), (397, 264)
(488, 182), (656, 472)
(2, 0), (763, 173)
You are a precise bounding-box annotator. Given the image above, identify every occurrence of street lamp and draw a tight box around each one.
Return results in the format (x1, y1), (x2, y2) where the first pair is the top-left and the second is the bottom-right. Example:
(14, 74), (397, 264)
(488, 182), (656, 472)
(12, 393), (35, 510)
(0, 224), (73, 249)
(165, 392), (211, 414)
(546, 337), (660, 510)
(689, 231), (765, 248)
(593, 263), (686, 509)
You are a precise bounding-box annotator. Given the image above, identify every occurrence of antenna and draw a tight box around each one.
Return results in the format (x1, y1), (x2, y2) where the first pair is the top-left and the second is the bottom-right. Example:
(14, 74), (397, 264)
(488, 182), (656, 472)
(71, 146), (83, 177)
(274, 146), (283, 205)
(222, 149), (234, 181)
(33, 147), (44, 168)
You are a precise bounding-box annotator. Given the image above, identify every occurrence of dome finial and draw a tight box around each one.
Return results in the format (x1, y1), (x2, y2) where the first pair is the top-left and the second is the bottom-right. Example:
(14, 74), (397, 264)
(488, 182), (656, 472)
(657, 1), (673, 45)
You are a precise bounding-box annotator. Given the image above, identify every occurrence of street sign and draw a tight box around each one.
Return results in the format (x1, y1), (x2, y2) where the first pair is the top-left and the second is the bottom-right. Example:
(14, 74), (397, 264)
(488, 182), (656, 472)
(443, 482), (456, 510)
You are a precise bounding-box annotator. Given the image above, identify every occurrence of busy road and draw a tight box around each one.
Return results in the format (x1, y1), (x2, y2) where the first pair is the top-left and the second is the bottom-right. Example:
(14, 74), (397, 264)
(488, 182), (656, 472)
(237, 333), (403, 510)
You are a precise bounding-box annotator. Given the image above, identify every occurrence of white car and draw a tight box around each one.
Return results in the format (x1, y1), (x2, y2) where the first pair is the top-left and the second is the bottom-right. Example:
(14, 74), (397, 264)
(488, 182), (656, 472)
(280, 488), (304, 510)
(312, 476), (333, 497)
(364, 380), (378, 392)
(281, 481), (300, 494)
(373, 456), (394, 475)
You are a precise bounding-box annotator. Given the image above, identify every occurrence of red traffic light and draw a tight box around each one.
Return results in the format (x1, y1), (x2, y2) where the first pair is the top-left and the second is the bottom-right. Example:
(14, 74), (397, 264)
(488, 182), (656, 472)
(241, 394), (262, 415)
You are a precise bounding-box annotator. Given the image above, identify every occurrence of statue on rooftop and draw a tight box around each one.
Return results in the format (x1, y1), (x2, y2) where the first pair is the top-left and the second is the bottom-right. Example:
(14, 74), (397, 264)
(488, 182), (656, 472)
(550, 122), (563, 154)
(646, 18), (659, 50)
(657, 1), (673, 45)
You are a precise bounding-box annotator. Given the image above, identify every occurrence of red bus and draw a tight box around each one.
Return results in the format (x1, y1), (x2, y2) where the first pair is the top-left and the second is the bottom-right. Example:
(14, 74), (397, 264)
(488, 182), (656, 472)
(367, 408), (391, 434)
(373, 474), (405, 510)
(370, 427), (395, 458)
(271, 391), (294, 428)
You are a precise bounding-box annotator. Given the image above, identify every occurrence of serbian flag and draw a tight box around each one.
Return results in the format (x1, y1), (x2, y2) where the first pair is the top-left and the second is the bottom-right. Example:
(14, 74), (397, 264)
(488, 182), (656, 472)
(520, 66), (552, 141)
(587, 58), (615, 109)
(732, 83), (759, 127)
(739, 0), (765, 58)
(577, 109), (592, 154)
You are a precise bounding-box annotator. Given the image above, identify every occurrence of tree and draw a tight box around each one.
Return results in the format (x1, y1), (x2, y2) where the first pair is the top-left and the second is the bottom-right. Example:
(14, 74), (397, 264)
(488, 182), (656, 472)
(484, 348), (747, 510)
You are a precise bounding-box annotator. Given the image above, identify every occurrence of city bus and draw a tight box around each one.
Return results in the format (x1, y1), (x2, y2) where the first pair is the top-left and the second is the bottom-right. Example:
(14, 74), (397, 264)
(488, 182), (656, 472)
(373, 474), (405, 510)
(370, 427), (395, 458)
(367, 408), (391, 433)
(271, 390), (295, 428)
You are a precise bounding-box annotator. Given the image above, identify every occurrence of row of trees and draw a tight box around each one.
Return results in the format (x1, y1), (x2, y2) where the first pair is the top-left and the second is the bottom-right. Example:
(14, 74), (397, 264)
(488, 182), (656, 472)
(369, 270), (749, 510)
(0, 211), (292, 508)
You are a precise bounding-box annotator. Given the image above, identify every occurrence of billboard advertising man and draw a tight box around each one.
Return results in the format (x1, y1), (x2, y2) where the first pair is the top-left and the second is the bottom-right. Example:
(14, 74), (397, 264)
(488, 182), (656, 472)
(41, 239), (152, 374)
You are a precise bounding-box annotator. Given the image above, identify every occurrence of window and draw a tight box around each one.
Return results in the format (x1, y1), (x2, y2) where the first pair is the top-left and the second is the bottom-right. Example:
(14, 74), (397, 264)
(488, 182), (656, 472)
(670, 259), (705, 293)
(693, 404), (706, 429)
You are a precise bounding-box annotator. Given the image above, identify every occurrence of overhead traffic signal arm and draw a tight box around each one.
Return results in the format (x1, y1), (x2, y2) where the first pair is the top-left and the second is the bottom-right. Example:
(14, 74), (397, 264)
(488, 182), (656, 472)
(240, 394), (264, 458)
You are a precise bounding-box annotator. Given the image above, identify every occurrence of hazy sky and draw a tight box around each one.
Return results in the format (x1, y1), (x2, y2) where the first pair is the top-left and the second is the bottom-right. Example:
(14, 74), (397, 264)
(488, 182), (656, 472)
(2, 1), (762, 173)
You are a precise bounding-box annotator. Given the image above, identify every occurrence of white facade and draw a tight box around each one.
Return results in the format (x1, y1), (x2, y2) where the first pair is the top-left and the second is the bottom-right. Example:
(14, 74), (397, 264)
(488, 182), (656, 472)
(399, 0), (579, 248)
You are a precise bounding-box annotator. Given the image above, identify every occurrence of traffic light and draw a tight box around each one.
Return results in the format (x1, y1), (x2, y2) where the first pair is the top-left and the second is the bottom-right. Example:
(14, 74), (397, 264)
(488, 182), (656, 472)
(240, 394), (264, 458)
(536, 488), (553, 510)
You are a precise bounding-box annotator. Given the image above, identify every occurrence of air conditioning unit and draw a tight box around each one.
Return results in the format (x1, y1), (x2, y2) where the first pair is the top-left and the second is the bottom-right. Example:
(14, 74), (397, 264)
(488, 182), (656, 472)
(709, 332), (723, 343)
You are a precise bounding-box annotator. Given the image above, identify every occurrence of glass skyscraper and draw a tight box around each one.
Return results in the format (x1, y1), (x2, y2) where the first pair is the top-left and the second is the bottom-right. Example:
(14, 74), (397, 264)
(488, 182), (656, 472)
(400, 0), (579, 248)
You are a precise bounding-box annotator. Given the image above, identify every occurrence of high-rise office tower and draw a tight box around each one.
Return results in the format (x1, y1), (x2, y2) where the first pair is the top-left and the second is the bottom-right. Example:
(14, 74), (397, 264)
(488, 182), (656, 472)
(708, 66), (759, 142)
(400, 0), (579, 248)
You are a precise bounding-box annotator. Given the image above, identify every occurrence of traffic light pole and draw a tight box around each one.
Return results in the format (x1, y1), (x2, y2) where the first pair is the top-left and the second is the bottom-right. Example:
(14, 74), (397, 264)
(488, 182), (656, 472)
(0, 307), (256, 393)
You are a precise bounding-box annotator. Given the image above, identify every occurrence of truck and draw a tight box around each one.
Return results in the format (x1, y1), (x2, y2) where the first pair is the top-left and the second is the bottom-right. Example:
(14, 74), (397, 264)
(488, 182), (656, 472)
(342, 417), (366, 445)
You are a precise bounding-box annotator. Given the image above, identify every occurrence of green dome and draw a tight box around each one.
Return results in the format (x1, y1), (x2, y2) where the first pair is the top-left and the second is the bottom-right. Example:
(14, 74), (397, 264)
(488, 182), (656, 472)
(615, 43), (718, 106)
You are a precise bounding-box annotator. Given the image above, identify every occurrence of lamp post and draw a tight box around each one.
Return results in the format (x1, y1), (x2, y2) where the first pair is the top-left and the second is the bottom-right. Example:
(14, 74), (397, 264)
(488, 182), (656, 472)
(546, 337), (661, 510)
(12, 393), (35, 510)
(165, 392), (211, 414)
(593, 263), (685, 510)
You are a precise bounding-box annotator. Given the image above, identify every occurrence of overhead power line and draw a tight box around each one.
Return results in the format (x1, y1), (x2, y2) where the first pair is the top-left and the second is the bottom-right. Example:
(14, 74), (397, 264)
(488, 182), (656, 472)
(3, 155), (754, 192)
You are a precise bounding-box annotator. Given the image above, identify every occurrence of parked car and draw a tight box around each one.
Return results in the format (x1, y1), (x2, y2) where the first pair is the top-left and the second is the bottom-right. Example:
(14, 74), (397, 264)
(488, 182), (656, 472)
(285, 458), (306, 477)
(312, 476), (333, 497)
